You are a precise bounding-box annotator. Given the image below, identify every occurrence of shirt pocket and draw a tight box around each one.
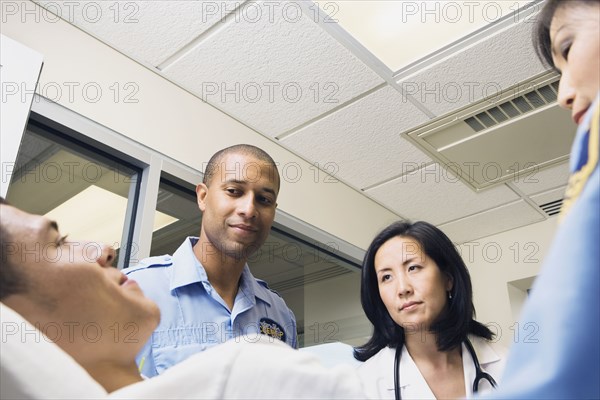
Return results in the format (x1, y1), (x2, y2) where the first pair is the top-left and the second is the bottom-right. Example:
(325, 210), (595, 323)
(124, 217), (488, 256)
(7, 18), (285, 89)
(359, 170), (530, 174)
(151, 328), (216, 374)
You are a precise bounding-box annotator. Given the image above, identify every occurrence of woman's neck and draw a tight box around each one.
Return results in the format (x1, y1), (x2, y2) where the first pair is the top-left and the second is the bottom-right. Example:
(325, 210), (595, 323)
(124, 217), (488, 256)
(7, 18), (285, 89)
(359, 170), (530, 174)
(403, 330), (460, 366)
(85, 360), (143, 393)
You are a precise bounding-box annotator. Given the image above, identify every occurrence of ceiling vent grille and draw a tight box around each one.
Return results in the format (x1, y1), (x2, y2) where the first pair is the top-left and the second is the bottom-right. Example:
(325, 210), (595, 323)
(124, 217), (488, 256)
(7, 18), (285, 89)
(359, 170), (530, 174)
(540, 198), (563, 216)
(464, 81), (559, 132)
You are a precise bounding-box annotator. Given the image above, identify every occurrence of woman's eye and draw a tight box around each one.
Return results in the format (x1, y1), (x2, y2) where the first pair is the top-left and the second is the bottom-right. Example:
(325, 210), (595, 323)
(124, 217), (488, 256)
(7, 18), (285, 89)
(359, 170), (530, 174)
(561, 41), (572, 60)
(381, 274), (391, 282)
(408, 265), (418, 272)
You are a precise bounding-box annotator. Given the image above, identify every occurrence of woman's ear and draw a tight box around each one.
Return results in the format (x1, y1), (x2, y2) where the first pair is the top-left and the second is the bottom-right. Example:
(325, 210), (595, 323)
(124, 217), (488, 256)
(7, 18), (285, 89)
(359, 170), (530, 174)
(445, 273), (454, 292)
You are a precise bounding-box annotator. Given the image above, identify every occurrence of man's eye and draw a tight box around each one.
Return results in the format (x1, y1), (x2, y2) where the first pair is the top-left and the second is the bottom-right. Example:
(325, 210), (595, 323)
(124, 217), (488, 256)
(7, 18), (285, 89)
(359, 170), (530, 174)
(259, 196), (274, 205)
(226, 188), (240, 195)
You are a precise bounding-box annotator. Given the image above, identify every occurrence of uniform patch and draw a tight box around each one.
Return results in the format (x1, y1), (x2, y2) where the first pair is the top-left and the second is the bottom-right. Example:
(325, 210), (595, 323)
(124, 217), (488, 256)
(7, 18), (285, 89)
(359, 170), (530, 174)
(259, 318), (286, 342)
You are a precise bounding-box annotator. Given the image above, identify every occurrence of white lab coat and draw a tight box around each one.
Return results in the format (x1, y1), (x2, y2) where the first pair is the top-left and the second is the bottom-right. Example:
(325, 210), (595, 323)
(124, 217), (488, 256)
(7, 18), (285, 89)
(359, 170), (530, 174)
(357, 335), (506, 399)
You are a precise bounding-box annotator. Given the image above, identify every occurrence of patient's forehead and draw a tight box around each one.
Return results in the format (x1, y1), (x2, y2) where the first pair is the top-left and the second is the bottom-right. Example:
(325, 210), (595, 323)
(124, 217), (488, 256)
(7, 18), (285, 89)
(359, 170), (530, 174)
(0, 204), (56, 239)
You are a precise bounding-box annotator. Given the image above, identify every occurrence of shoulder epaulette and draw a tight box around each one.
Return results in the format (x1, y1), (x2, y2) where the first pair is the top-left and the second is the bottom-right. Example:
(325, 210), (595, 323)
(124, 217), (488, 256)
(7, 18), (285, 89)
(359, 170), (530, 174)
(123, 255), (173, 275)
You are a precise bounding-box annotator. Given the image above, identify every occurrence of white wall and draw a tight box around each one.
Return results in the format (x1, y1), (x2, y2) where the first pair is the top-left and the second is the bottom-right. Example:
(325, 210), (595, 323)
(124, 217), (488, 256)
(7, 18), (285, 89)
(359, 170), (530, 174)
(459, 217), (558, 348)
(1, 1), (398, 250)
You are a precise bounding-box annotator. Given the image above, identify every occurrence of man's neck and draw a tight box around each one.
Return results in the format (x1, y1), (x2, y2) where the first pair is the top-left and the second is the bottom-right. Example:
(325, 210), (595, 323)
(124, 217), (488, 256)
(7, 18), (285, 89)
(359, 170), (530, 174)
(193, 238), (246, 310)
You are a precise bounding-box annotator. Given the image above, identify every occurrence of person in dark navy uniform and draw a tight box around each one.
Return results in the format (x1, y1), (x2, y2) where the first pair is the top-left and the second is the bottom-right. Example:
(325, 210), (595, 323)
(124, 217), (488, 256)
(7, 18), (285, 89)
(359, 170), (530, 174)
(124, 144), (297, 377)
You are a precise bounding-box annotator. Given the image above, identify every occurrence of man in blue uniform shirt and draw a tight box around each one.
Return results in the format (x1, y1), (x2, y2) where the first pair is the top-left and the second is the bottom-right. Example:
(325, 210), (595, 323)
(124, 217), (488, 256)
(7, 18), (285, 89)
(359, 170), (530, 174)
(124, 144), (297, 377)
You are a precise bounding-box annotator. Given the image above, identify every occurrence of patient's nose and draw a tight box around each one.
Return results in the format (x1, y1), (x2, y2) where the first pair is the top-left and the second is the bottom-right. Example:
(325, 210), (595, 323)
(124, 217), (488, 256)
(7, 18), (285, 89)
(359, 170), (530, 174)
(95, 243), (116, 267)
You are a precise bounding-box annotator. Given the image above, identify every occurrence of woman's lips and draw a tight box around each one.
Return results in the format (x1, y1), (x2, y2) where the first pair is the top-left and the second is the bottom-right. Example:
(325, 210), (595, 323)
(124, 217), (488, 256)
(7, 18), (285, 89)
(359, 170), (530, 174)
(573, 108), (588, 125)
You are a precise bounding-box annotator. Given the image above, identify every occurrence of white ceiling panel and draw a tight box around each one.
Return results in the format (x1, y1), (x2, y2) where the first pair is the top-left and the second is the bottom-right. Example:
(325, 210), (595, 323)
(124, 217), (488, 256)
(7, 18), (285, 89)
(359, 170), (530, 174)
(439, 200), (545, 244)
(512, 161), (570, 195)
(366, 163), (520, 225)
(161, 1), (384, 137)
(35, 1), (241, 66)
(396, 20), (546, 117)
(530, 186), (567, 206)
(280, 86), (432, 189)
(27, 0), (567, 246)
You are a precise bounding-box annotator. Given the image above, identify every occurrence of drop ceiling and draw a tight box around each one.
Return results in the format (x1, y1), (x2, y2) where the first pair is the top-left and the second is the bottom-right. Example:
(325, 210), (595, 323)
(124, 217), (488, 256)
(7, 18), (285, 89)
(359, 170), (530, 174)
(32, 0), (575, 244)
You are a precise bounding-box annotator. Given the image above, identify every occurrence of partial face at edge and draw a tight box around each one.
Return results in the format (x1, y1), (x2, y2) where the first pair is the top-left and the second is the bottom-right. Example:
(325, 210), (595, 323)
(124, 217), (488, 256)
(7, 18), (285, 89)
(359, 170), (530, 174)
(550, 2), (600, 125)
(0, 203), (160, 366)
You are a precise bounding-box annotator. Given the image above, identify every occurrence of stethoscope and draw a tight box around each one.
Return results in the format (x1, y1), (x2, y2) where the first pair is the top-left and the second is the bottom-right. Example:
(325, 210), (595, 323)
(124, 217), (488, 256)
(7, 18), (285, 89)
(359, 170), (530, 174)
(393, 338), (497, 400)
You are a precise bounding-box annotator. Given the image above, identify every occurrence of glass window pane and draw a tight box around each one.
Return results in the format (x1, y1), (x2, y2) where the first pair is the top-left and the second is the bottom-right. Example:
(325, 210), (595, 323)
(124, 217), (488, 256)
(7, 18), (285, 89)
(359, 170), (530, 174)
(6, 121), (140, 267)
(150, 179), (201, 257)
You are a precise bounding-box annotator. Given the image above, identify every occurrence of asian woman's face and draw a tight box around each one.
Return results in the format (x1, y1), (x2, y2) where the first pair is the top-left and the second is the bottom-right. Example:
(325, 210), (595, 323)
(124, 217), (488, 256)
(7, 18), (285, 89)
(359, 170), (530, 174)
(550, 2), (600, 125)
(374, 236), (452, 332)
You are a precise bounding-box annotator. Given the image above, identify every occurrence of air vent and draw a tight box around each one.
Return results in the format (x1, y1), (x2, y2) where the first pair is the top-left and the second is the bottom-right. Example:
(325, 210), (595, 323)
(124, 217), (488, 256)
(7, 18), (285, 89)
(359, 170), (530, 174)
(405, 72), (573, 192)
(463, 81), (559, 132)
(540, 199), (563, 216)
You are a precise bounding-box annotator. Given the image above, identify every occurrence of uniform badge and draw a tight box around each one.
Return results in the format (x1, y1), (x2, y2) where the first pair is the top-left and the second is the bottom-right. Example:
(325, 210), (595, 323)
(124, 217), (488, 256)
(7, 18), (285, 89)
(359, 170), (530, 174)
(259, 318), (286, 342)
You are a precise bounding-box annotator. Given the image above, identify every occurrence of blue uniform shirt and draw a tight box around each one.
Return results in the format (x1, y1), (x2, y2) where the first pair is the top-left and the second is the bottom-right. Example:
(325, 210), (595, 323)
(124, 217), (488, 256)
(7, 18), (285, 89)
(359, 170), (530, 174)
(483, 94), (600, 398)
(124, 237), (298, 378)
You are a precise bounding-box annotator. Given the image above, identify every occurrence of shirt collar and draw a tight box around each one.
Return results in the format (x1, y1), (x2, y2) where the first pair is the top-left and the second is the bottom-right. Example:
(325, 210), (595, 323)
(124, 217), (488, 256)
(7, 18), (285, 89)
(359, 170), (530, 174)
(169, 237), (207, 291)
(168, 237), (274, 306)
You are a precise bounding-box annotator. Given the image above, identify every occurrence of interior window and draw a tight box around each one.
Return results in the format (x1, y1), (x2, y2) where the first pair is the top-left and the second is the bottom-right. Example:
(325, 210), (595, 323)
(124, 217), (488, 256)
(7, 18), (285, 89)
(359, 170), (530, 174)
(6, 120), (140, 267)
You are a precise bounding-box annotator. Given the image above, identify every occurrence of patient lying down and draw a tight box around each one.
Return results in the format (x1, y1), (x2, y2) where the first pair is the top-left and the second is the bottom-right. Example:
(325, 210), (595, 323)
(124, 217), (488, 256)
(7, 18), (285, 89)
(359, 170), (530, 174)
(0, 198), (364, 399)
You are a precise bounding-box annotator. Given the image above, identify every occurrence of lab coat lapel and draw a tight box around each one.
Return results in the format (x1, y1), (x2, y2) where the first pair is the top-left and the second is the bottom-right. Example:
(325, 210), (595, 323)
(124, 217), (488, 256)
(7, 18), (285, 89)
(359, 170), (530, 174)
(398, 346), (436, 399)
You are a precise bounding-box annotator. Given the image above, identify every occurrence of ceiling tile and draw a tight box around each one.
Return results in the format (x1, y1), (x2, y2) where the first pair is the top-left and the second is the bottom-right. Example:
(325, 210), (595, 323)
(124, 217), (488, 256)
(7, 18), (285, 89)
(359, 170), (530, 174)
(366, 163), (520, 225)
(35, 1), (240, 66)
(161, 1), (384, 137)
(280, 86), (432, 189)
(530, 186), (566, 206)
(512, 161), (570, 195)
(397, 20), (546, 116)
(439, 200), (545, 243)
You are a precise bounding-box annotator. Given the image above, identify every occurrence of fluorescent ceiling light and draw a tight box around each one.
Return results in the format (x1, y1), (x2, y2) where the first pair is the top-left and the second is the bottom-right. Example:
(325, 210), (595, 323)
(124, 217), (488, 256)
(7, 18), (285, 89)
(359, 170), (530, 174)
(45, 185), (177, 248)
(324, 1), (533, 72)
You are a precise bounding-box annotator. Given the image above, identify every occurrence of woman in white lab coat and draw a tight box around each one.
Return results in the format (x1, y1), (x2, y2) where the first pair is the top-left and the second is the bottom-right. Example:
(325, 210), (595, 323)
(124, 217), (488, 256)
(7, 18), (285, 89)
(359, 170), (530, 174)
(354, 221), (505, 399)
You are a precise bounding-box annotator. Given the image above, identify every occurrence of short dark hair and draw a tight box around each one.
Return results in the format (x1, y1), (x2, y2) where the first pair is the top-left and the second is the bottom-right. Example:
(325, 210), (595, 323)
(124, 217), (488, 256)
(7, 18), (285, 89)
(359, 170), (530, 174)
(533, 0), (599, 68)
(353, 220), (493, 361)
(0, 196), (28, 300)
(202, 144), (280, 193)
